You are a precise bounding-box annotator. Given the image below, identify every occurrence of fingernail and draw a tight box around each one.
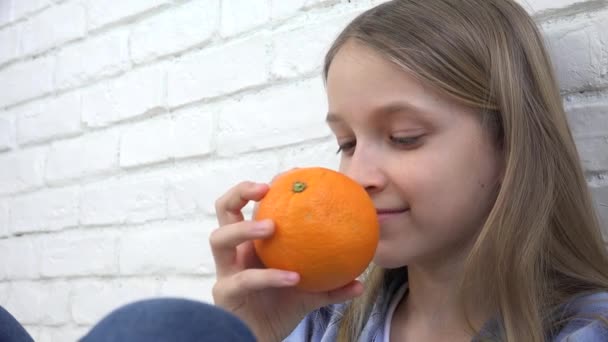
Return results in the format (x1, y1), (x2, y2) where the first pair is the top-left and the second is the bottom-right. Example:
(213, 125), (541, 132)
(253, 219), (273, 234)
(282, 272), (299, 284)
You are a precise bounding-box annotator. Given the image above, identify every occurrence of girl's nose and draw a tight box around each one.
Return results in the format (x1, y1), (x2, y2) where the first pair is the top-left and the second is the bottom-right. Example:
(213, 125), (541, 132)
(341, 149), (387, 194)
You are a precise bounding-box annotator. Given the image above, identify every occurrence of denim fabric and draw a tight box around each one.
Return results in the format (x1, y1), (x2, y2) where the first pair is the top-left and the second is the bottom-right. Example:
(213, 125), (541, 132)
(80, 298), (256, 342)
(0, 306), (34, 342)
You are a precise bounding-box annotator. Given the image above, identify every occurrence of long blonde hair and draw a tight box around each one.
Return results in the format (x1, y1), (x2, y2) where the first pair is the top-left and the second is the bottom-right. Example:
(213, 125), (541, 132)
(322, 1), (608, 341)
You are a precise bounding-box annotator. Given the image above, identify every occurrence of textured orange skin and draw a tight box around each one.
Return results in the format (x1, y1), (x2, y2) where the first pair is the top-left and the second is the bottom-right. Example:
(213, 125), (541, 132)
(254, 167), (380, 292)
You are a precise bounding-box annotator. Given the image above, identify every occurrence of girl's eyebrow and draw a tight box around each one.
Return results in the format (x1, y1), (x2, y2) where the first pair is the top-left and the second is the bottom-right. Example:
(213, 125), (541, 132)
(325, 101), (429, 123)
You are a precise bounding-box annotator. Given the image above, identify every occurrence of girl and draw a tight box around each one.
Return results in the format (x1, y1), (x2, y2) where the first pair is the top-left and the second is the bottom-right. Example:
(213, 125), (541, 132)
(211, 0), (608, 341)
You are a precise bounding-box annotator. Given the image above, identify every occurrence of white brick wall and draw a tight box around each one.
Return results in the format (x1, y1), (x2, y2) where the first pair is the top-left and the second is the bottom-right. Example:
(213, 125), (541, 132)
(0, 0), (607, 340)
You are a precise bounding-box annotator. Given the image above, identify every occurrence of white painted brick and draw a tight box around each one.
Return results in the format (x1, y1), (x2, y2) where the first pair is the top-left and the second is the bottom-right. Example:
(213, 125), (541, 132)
(86, 0), (171, 31)
(16, 92), (81, 145)
(270, 0), (306, 19)
(55, 30), (130, 90)
(221, 0), (270, 37)
(543, 13), (607, 92)
(271, 11), (358, 78)
(0, 148), (46, 195)
(0, 25), (18, 65)
(280, 138), (339, 170)
(80, 176), (167, 225)
(40, 231), (118, 277)
(515, 0), (586, 13)
(12, 0), (50, 20)
(172, 105), (215, 159)
(9, 187), (79, 234)
(82, 65), (166, 127)
(269, 0), (342, 19)
(0, 55), (54, 108)
(0, 113), (16, 151)
(71, 278), (158, 325)
(120, 107), (214, 168)
(119, 221), (213, 275)
(217, 77), (330, 155)
(119, 116), (172, 167)
(167, 153), (280, 217)
(0, 200), (8, 237)
(0, 236), (39, 279)
(38, 326), (89, 342)
(130, 0), (219, 64)
(4, 281), (70, 325)
(167, 36), (269, 106)
(566, 96), (608, 137)
(576, 136), (608, 172)
(0, 0), (12, 26)
(20, 2), (86, 56)
(0, 282), (9, 306)
(159, 276), (215, 303)
(46, 130), (119, 183)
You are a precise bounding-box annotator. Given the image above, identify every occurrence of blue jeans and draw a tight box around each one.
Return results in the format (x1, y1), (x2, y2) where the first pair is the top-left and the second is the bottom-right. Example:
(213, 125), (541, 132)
(1, 298), (256, 342)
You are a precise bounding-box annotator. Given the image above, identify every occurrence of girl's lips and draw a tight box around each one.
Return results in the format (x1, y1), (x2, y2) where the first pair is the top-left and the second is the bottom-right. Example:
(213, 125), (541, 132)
(376, 208), (409, 221)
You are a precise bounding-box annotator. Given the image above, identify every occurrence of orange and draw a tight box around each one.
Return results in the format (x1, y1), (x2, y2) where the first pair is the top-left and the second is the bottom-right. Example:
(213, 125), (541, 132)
(253, 167), (379, 292)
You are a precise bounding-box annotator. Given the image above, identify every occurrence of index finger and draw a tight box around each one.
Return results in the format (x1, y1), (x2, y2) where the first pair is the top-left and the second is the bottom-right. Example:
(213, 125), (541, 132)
(215, 181), (269, 227)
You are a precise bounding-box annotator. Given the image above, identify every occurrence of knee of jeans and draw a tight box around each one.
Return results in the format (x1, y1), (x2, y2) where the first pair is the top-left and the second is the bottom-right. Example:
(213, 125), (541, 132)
(80, 298), (256, 342)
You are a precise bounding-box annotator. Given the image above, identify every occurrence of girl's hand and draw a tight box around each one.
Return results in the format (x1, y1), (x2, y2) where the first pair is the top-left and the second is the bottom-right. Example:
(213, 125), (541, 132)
(211, 180), (364, 342)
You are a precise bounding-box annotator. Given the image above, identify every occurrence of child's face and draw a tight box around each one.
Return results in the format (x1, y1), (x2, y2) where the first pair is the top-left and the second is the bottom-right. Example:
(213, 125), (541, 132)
(326, 41), (503, 269)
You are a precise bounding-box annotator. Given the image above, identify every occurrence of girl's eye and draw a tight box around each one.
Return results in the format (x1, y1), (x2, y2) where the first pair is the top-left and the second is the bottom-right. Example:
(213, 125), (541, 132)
(390, 135), (421, 147)
(335, 141), (356, 155)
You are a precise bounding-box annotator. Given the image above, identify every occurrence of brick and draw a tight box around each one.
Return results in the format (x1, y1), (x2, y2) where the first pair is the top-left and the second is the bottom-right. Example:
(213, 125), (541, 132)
(0, 25), (18, 65)
(543, 14), (607, 92)
(565, 96), (608, 137)
(270, 0), (340, 20)
(9, 187), (79, 234)
(40, 230), (118, 277)
(12, 0), (50, 20)
(119, 116), (172, 167)
(221, 0), (270, 37)
(271, 11), (359, 78)
(0, 113), (15, 151)
(0, 236), (39, 279)
(46, 130), (119, 183)
(280, 138), (340, 170)
(130, 0), (219, 64)
(591, 185), (608, 233)
(80, 176), (167, 225)
(0, 282), (9, 307)
(0, 148), (46, 195)
(119, 221), (213, 275)
(515, 0), (587, 14)
(71, 278), (158, 325)
(575, 136), (608, 172)
(167, 37), (269, 106)
(120, 107), (214, 168)
(0, 0), (12, 27)
(0, 200), (8, 237)
(20, 2), (86, 56)
(159, 276), (215, 303)
(55, 29), (130, 90)
(0, 55), (54, 107)
(16, 91), (81, 145)
(38, 326), (89, 342)
(82, 65), (166, 127)
(86, 0), (171, 31)
(4, 281), (70, 325)
(217, 77), (330, 156)
(167, 153), (280, 217)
